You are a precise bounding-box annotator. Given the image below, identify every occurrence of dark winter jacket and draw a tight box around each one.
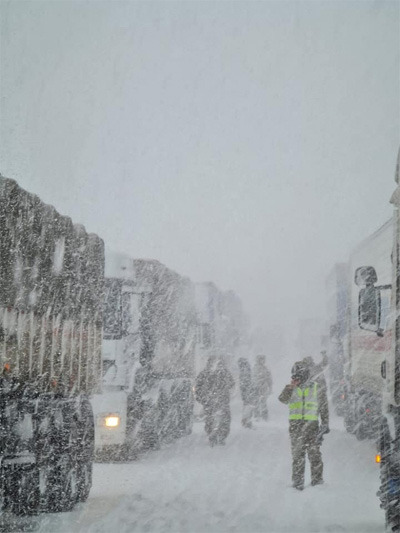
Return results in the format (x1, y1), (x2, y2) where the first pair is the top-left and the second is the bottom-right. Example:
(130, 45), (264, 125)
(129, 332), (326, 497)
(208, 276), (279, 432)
(201, 362), (235, 411)
(195, 368), (209, 406)
(238, 360), (255, 405)
(253, 362), (273, 397)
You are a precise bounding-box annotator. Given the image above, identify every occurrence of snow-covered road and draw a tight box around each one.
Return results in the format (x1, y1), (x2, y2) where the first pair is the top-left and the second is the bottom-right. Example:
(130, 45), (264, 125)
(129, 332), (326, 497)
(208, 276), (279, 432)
(4, 399), (384, 533)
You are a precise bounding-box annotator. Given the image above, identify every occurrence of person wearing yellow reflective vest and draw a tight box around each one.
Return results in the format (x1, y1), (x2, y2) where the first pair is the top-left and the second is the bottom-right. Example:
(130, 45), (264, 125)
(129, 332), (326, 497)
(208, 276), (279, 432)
(279, 360), (329, 491)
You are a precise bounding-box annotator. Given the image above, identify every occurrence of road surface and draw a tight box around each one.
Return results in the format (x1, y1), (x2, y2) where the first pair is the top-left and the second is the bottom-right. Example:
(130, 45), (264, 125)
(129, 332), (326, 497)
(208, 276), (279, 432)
(1, 398), (384, 533)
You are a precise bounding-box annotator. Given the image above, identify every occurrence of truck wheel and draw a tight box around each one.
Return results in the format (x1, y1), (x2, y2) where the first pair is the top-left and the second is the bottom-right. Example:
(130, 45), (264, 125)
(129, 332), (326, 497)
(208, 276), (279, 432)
(76, 460), (92, 502)
(59, 460), (79, 511)
(142, 427), (160, 451)
(43, 410), (79, 513)
(76, 397), (94, 500)
(343, 396), (356, 434)
(43, 454), (78, 513)
(77, 397), (95, 464)
(344, 411), (355, 433)
(379, 418), (400, 532)
(386, 500), (400, 532)
(355, 421), (368, 441)
(4, 464), (40, 516)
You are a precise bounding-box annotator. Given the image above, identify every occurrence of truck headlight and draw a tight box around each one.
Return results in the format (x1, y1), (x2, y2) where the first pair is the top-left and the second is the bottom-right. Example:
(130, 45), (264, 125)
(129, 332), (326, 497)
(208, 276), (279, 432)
(104, 415), (120, 428)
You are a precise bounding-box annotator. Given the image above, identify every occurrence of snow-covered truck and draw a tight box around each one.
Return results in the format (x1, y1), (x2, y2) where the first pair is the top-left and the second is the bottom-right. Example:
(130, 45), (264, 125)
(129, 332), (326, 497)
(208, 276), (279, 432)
(92, 254), (196, 460)
(194, 281), (248, 373)
(341, 220), (393, 441)
(194, 282), (222, 374)
(351, 151), (400, 531)
(0, 176), (104, 515)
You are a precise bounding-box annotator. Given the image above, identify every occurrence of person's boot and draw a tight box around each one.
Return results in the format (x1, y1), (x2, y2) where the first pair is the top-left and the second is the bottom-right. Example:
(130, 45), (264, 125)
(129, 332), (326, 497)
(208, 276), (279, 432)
(311, 479), (324, 486)
(293, 480), (304, 491)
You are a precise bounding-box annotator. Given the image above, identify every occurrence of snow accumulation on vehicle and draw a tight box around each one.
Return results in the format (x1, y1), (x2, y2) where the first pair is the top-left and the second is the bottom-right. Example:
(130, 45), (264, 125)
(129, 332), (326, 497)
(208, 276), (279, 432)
(7, 394), (383, 533)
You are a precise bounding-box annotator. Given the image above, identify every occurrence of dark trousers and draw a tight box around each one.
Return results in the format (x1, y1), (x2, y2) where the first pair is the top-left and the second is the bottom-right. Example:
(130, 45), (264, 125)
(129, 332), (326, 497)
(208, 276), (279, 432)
(204, 405), (231, 444)
(254, 394), (269, 420)
(289, 421), (323, 487)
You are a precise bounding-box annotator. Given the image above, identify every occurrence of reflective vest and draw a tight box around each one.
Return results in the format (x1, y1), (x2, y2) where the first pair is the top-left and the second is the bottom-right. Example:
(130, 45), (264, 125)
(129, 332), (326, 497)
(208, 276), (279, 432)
(289, 382), (319, 421)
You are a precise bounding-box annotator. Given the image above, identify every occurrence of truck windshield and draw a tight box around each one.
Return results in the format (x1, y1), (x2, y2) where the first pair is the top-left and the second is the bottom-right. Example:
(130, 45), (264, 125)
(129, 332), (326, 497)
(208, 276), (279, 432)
(104, 279), (122, 340)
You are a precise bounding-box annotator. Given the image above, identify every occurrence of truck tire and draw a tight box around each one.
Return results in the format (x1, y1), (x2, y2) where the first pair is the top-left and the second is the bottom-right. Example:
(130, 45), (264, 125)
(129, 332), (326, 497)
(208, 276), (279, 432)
(3, 464), (40, 516)
(44, 432), (79, 512)
(382, 461), (400, 532)
(344, 394), (356, 434)
(141, 425), (160, 451)
(76, 397), (94, 501)
(378, 419), (400, 532)
(344, 409), (355, 433)
(386, 504), (400, 532)
(76, 460), (93, 502)
(39, 402), (79, 513)
(51, 458), (79, 512)
(354, 395), (368, 440)
(355, 421), (368, 441)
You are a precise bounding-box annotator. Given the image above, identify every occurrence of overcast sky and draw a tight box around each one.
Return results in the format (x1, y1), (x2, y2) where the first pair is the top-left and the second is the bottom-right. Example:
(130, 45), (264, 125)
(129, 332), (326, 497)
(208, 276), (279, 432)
(1, 0), (399, 353)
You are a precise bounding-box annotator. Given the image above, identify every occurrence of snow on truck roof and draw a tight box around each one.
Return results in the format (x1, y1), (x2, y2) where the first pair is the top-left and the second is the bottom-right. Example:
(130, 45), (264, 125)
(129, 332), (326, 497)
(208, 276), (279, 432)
(0, 175), (103, 246)
(105, 247), (136, 279)
(0, 175), (104, 312)
(105, 251), (186, 282)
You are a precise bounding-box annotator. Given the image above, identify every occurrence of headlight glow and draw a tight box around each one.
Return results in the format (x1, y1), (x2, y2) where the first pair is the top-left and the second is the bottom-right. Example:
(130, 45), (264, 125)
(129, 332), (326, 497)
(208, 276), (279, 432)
(104, 415), (120, 428)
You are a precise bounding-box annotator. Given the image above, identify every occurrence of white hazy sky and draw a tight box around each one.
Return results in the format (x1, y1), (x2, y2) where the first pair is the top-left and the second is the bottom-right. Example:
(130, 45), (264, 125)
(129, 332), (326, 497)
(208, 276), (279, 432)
(1, 0), (399, 350)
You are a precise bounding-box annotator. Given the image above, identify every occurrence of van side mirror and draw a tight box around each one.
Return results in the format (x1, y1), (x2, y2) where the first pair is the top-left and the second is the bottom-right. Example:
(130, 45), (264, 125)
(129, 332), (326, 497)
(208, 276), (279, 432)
(355, 266), (383, 337)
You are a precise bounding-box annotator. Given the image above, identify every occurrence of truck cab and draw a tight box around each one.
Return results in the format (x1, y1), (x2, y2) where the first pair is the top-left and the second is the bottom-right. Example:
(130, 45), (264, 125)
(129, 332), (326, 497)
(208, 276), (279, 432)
(354, 151), (400, 532)
(92, 251), (143, 459)
(92, 253), (196, 460)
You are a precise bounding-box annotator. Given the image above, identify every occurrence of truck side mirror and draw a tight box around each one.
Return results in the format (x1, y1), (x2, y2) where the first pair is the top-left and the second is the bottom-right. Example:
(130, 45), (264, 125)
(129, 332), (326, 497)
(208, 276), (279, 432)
(355, 266), (383, 336)
(355, 266), (378, 286)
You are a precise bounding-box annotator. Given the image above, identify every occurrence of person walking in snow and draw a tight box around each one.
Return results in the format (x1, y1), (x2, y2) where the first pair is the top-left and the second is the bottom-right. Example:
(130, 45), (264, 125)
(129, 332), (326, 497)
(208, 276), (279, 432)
(238, 358), (255, 429)
(253, 354), (273, 420)
(197, 357), (234, 446)
(195, 354), (216, 410)
(279, 360), (329, 490)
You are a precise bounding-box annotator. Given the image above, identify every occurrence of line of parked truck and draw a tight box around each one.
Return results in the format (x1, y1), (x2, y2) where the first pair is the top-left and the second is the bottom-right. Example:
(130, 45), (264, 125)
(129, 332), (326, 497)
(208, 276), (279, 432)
(325, 151), (400, 531)
(0, 176), (249, 515)
(2, 153), (398, 529)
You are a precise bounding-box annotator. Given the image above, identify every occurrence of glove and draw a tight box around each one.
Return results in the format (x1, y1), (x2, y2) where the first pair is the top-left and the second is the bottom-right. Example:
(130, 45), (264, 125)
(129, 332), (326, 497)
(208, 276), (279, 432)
(316, 426), (329, 445)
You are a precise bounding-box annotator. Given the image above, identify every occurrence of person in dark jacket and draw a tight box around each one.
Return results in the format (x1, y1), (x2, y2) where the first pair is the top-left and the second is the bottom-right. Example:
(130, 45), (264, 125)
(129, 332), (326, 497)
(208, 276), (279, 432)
(279, 360), (329, 490)
(253, 354), (273, 420)
(195, 355), (216, 409)
(238, 358), (255, 428)
(197, 357), (234, 446)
